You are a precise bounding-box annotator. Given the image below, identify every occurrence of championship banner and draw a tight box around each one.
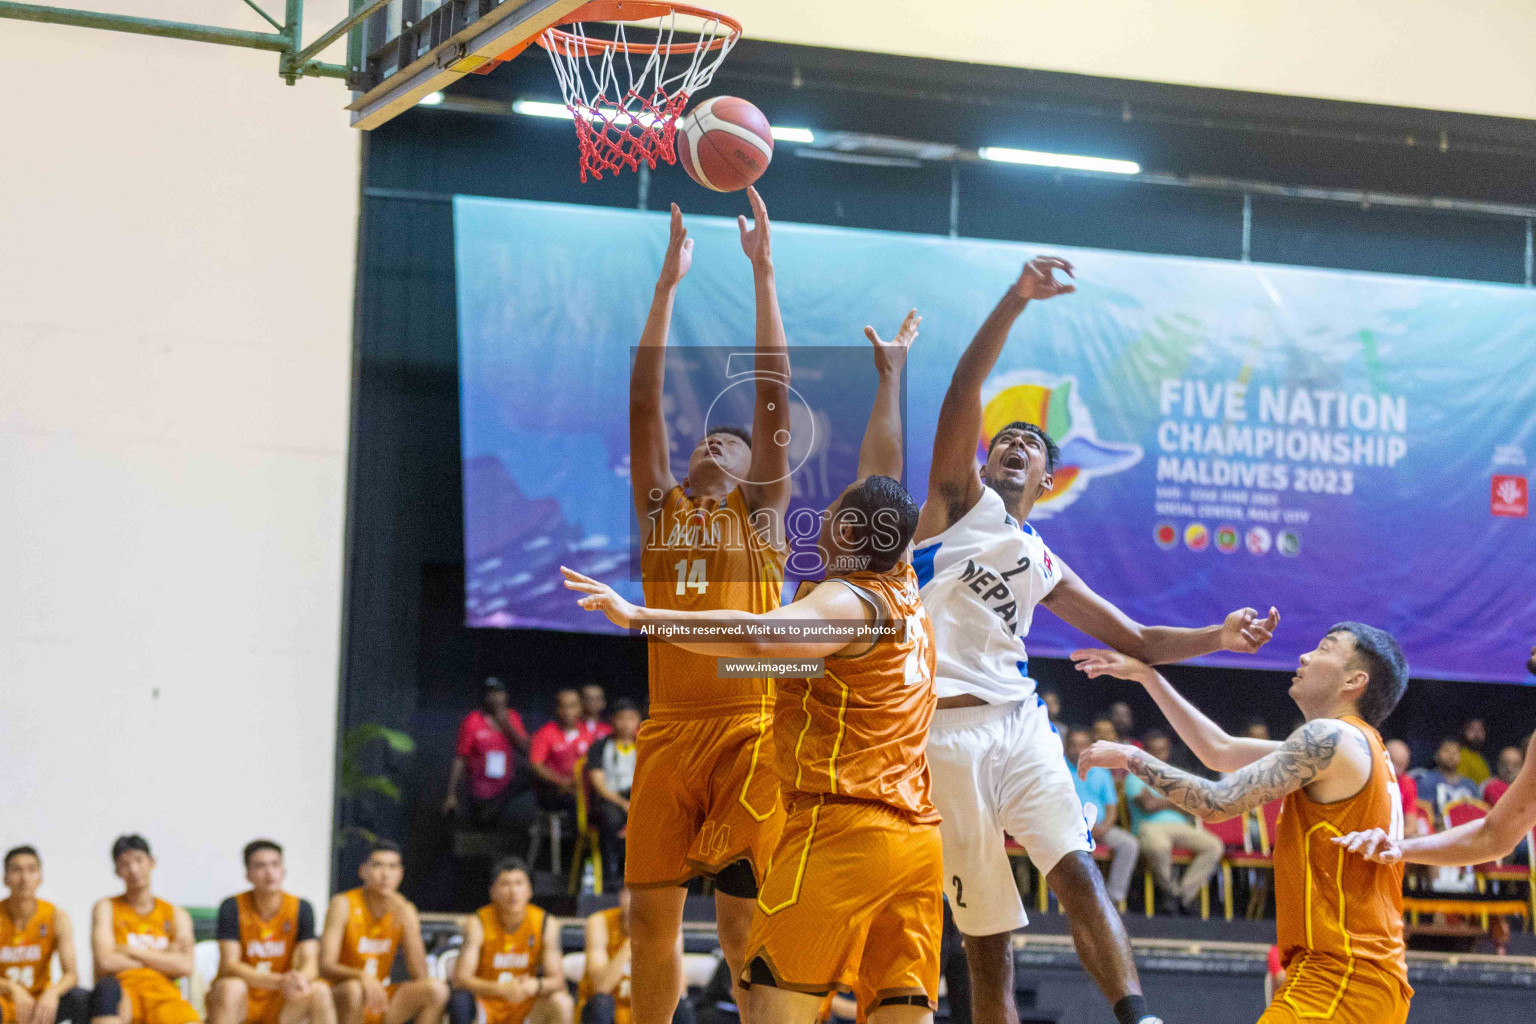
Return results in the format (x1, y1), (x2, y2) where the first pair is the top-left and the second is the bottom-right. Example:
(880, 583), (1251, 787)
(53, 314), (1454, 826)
(456, 197), (1536, 682)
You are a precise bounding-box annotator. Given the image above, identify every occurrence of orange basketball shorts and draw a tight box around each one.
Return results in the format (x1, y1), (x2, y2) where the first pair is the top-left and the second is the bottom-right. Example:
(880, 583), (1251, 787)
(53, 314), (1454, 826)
(476, 995), (537, 1024)
(625, 710), (784, 888)
(245, 989), (287, 1024)
(1258, 954), (1410, 1024)
(743, 795), (943, 1016)
(121, 976), (199, 1024)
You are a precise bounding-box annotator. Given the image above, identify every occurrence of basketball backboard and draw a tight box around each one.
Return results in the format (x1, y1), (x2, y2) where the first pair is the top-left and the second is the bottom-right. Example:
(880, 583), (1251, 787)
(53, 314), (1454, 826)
(347, 0), (586, 129)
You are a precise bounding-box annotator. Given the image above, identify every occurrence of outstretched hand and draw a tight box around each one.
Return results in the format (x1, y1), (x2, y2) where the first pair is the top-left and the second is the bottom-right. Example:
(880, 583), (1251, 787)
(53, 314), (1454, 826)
(1330, 828), (1404, 865)
(1010, 256), (1076, 301)
(1078, 740), (1136, 779)
(1223, 606), (1280, 654)
(659, 204), (693, 288)
(738, 186), (772, 265)
(561, 566), (638, 629)
(865, 308), (921, 377)
(1070, 648), (1155, 684)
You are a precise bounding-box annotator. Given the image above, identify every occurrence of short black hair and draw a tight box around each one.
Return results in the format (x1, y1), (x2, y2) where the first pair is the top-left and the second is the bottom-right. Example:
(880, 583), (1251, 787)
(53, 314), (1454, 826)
(366, 839), (402, 859)
(111, 835), (151, 862)
(1328, 622), (1408, 728)
(611, 698), (640, 716)
(243, 840), (283, 867)
(1438, 736), (1462, 750)
(706, 425), (751, 447)
(4, 846), (39, 870)
(833, 475), (920, 573)
(484, 676), (506, 691)
(988, 421), (1061, 473)
(490, 857), (530, 884)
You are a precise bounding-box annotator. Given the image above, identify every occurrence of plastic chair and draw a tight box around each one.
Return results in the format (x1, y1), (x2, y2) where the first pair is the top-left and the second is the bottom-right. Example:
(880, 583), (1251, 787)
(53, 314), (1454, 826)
(567, 754), (605, 894)
(1205, 812), (1272, 921)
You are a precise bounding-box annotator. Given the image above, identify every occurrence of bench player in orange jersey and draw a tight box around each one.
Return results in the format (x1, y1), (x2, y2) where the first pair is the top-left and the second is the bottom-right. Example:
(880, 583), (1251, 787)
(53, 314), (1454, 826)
(625, 186), (794, 1024)
(207, 841), (332, 1024)
(319, 843), (446, 1024)
(576, 888), (690, 1024)
(1075, 623), (1413, 1024)
(2, 846), (87, 1024)
(569, 309), (941, 1024)
(448, 859), (570, 1024)
(87, 836), (198, 1024)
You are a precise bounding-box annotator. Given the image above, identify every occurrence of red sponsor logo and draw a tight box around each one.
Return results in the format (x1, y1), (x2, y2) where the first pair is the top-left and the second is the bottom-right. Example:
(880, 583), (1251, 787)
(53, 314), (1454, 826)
(1154, 522), (1177, 549)
(1492, 475), (1528, 518)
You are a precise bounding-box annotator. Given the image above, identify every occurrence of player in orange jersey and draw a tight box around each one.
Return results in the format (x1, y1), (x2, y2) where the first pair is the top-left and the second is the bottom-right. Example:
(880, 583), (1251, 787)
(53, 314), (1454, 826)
(1075, 623), (1413, 1024)
(575, 888), (689, 1024)
(1, 846), (87, 1024)
(569, 309), (939, 1024)
(87, 836), (198, 1024)
(319, 843), (446, 1024)
(448, 859), (569, 1024)
(624, 187), (794, 1024)
(207, 841), (332, 1024)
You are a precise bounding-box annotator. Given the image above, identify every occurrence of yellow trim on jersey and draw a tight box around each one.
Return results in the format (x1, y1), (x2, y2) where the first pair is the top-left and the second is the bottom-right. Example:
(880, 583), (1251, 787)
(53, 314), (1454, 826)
(822, 668), (851, 794)
(1286, 822), (1355, 1020)
(791, 684), (814, 792)
(756, 796), (824, 916)
(736, 692), (776, 822)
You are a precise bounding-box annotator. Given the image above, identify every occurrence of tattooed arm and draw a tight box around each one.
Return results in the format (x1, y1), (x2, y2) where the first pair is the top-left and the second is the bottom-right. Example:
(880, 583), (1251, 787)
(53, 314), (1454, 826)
(1078, 719), (1374, 822)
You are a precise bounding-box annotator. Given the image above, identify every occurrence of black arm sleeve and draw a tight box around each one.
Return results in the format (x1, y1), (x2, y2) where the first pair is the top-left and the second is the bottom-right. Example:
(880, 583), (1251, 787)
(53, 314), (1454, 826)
(215, 898), (240, 942)
(297, 900), (316, 943)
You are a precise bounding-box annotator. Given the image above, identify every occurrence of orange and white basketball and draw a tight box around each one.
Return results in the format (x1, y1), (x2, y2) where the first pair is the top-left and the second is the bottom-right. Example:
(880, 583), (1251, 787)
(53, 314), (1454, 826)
(676, 96), (774, 192)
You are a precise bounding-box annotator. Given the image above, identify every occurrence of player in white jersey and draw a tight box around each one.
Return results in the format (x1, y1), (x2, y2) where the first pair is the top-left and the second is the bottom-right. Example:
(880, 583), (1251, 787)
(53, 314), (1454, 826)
(913, 256), (1281, 1024)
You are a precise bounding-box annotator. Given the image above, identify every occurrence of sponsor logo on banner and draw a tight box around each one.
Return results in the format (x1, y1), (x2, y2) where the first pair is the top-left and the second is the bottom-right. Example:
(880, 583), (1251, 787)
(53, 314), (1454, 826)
(1215, 525), (1239, 554)
(1493, 445), (1527, 468)
(1492, 475), (1528, 518)
(1154, 522), (1178, 549)
(1184, 523), (1209, 552)
(980, 371), (1143, 519)
(1278, 530), (1301, 557)
(1246, 526), (1272, 555)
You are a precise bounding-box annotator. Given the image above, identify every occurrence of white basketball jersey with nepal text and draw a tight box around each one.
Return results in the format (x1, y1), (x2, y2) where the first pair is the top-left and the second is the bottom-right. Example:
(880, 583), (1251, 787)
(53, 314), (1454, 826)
(913, 485), (1060, 702)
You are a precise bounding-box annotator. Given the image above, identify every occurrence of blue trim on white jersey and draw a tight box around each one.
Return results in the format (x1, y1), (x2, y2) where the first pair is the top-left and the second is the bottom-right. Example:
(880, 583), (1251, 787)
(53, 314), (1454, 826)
(913, 541), (940, 589)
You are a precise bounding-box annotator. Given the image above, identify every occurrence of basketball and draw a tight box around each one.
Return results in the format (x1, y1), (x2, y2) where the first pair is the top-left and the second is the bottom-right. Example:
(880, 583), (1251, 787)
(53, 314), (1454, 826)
(676, 96), (774, 192)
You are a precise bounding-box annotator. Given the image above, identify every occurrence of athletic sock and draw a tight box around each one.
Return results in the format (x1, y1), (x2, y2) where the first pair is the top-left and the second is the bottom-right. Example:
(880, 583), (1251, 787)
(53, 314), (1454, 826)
(1113, 994), (1161, 1024)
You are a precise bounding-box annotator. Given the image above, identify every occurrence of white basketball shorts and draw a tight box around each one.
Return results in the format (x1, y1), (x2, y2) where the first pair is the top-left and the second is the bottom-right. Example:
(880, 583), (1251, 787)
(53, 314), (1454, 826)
(926, 695), (1094, 936)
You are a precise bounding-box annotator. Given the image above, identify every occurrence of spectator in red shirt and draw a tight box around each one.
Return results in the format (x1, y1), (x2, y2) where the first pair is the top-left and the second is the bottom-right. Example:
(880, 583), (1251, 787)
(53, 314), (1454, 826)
(444, 678), (536, 830)
(580, 684), (613, 743)
(1385, 739), (1425, 837)
(1483, 745), (1525, 805)
(530, 689), (592, 815)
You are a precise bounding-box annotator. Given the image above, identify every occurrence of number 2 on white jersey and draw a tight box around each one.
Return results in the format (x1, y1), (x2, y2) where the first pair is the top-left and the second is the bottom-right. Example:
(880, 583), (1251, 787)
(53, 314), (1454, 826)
(673, 558), (707, 595)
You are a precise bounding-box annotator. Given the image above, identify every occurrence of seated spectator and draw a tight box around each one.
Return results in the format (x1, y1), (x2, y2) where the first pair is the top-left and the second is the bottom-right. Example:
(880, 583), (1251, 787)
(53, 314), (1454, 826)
(577, 887), (690, 1024)
(450, 859), (570, 1024)
(1091, 717), (1118, 744)
(1418, 737), (1480, 824)
(1243, 719), (1271, 741)
(1125, 732), (1222, 915)
(445, 679), (536, 831)
(1109, 702), (1142, 748)
(89, 835), (199, 1024)
(530, 689), (595, 816)
(1483, 745), (1525, 805)
(587, 701), (641, 891)
(1064, 728), (1138, 906)
(581, 686), (613, 743)
(1385, 740), (1425, 837)
(0, 845), (88, 1024)
(1458, 718), (1492, 784)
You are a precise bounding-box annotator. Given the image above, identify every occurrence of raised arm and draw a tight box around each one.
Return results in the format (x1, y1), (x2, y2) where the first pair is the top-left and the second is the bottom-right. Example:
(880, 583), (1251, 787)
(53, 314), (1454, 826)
(1080, 719), (1372, 822)
(915, 257), (1074, 540)
(1046, 558), (1279, 666)
(737, 187), (792, 539)
(561, 564), (873, 659)
(630, 204), (693, 539)
(1071, 649), (1283, 772)
(1336, 731), (1536, 867)
(857, 310), (920, 481)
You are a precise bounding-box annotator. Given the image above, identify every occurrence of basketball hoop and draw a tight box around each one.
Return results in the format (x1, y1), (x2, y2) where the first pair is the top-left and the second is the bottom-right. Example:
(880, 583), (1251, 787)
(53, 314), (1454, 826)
(534, 2), (742, 181)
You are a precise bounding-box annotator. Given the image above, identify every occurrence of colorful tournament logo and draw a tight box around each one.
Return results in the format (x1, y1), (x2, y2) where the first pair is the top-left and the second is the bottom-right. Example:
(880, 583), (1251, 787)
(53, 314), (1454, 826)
(1246, 526), (1272, 556)
(1491, 475), (1528, 518)
(1215, 525), (1240, 554)
(979, 371), (1143, 519)
(1154, 522), (1178, 549)
(1184, 523), (1209, 552)
(1278, 530), (1301, 557)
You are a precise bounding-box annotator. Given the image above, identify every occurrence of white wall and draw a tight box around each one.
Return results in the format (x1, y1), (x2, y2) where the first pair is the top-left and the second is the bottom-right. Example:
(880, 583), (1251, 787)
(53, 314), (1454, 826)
(0, 2), (356, 972)
(736, 0), (1536, 122)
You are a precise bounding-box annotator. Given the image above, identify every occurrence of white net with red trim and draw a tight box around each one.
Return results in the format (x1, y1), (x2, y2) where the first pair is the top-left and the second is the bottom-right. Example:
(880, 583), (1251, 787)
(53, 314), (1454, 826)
(538, 6), (740, 181)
